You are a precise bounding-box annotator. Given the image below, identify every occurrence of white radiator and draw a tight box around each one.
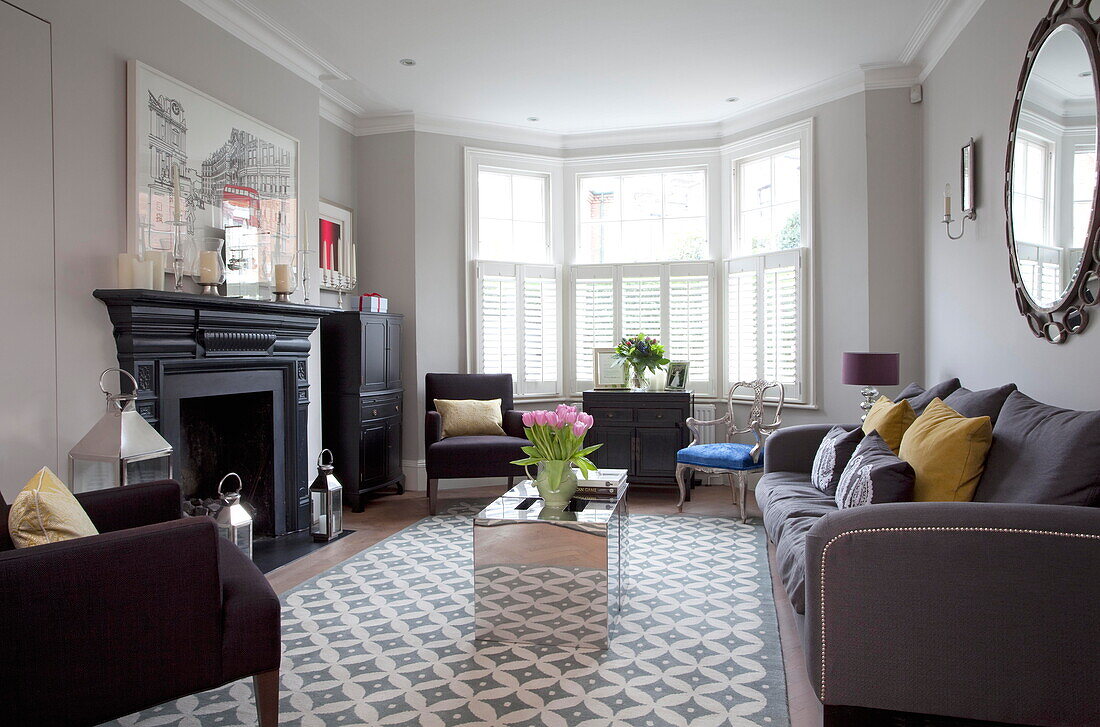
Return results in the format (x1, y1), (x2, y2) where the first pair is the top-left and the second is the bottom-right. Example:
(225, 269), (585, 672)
(691, 404), (719, 443)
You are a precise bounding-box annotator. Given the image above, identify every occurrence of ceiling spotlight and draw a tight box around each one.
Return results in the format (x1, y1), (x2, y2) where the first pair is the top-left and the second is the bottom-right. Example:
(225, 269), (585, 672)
(725, 97), (739, 103)
(526, 116), (540, 122)
(399, 58), (416, 67)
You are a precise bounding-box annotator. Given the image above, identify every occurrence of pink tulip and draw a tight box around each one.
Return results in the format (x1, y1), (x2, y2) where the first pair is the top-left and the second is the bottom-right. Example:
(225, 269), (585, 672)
(533, 410), (548, 426)
(545, 411), (561, 428)
(579, 412), (594, 428)
(572, 420), (588, 437)
(522, 411), (535, 427)
(561, 411), (578, 425)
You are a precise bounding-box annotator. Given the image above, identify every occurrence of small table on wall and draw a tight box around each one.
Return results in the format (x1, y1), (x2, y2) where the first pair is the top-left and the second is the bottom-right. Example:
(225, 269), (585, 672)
(581, 389), (694, 492)
(473, 481), (629, 650)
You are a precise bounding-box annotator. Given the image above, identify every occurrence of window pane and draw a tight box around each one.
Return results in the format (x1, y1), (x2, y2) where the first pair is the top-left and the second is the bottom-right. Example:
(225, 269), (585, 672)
(577, 222), (621, 264)
(512, 174), (546, 222)
(580, 176), (620, 221)
(478, 218), (512, 261)
(621, 174), (662, 220)
(669, 275), (710, 383)
(513, 221), (548, 263)
(663, 217), (707, 260)
(771, 202), (800, 249)
(622, 220), (662, 262)
(772, 148), (800, 205)
(740, 157), (772, 211)
(621, 276), (661, 334)
(574, 277), (615, 380)
(478, 171), (511, 220)
(1025, 143), (1045, 197)
(1074, 200), (1092, 249)
(664, 171), (706, 218)
(740, 208), (771, 253)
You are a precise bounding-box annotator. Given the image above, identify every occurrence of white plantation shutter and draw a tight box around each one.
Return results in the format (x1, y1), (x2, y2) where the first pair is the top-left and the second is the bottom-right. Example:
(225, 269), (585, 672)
(668, 265), (712, 386)
(476, 262), (560, 395)
(1015, 243), (1063, 305)
(725, 249), (805, 401)
(573, 268), (615, 382)
(621, 273), (662, 335)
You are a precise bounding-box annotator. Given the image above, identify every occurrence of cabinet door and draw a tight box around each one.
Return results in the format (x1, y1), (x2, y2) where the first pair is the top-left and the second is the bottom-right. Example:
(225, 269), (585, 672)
(384, 417), (403, 482)
(634, 427), (683, 480)
(360, 318), (387, 391)
(384, 318), (403, 390)
(589, 427), (634, 472)
(359, 422), (387, 487)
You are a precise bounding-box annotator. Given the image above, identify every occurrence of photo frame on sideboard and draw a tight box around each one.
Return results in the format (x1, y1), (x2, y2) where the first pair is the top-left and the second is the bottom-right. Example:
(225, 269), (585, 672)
(665, 361), (690, 391)
(593, 348), (628, 389)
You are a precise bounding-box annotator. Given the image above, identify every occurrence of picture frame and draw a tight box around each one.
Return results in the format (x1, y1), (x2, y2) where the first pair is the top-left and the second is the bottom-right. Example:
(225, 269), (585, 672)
(961, 137), (975, 218)
(665, 361), (690, 391)
(593, 348), (628, 389)
(318, 199), (356, 290)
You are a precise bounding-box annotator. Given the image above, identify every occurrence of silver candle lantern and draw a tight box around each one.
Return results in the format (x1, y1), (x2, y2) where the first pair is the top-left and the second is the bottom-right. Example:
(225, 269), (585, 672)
(68, 369), (173, 493)
(310, 449), (344, 542)
(214, 472), (253, 559)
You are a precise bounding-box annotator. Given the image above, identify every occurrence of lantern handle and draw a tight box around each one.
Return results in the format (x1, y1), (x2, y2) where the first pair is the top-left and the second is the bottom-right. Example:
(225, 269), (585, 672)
(317, 448), (335, 468)
(217, 472), (243, 497)
(99, 368), (139, 399)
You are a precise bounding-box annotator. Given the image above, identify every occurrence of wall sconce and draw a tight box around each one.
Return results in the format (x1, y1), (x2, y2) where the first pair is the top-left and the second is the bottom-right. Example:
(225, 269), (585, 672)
(944, 137), (976, 240)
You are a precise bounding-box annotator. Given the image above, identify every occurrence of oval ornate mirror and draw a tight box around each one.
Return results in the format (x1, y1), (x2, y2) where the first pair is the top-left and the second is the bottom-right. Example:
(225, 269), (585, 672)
(1007, 1), (1100, 342)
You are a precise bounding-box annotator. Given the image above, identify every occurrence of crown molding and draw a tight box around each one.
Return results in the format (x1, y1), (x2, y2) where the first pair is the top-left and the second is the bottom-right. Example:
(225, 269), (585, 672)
(319, 95), (356, 134)
(916, 0), (987, 82)
(899, 0), (952, 65)
(178, 0), (350, 87)
(861, 63), (922, 91)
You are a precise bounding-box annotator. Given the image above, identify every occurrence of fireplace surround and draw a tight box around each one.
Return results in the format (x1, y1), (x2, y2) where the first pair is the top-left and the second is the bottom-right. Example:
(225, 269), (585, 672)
(94, 290), (333, 535)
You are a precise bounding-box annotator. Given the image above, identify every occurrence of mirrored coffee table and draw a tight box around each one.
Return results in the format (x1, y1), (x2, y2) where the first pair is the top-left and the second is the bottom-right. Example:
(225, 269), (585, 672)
(473, 481), (629, 650)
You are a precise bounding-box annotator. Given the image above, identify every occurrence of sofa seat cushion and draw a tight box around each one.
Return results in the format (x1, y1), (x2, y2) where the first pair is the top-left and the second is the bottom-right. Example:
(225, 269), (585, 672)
(426, 435), (531, 478)
(677, 442), (760, 471)
(756, 471), (839, 613)
(975, 391), (1100, 506)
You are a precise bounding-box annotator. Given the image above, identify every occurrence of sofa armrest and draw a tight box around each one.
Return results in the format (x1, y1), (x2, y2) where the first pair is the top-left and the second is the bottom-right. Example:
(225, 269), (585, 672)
(76, 479), (183, 533)
(425, 410), (443, 447)
(763, 423), (857, 474)
(503, 410), (526, 438)
(0, 517), (224, 724)
(804, 502), (1100, 724)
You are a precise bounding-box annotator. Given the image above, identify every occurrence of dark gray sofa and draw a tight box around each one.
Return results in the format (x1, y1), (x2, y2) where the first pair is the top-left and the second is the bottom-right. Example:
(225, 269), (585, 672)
(758, 417), (1100, 727)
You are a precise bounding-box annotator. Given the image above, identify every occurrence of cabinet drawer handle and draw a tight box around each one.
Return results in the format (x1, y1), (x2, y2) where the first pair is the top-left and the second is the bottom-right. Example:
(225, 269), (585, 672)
(656, 414), (664, 419)
(372, 409), (379, 417)
(395, 404), (400, 412)
(606, 413), (614, 418)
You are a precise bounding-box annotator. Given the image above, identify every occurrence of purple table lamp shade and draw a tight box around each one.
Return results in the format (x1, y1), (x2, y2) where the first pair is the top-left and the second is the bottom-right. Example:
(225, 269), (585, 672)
(842, 352), (899, 386)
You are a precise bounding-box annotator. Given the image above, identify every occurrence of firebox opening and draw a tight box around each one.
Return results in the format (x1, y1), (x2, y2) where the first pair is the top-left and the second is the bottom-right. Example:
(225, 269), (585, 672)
(179, 391), (276, 536)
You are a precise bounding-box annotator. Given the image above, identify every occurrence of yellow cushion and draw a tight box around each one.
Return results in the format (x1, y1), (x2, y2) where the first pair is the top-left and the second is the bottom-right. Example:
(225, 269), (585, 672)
(861, 396), (917, 453)
(434, 398), (506, 438)
(7, 467), (98, 548)
(899, 398), (992, 502)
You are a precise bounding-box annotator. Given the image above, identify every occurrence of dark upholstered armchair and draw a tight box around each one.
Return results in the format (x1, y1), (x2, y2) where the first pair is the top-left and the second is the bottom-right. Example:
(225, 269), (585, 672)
(424, 373), (531, 514)
(0, 481), (281, 727)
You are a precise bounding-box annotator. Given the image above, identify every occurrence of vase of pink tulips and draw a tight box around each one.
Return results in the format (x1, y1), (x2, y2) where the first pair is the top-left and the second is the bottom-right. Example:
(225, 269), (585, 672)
(511, 404), (603, 509)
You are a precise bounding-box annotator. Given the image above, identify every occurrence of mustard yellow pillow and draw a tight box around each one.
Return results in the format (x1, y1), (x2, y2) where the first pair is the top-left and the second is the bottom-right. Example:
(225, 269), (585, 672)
(7, 467), (98, 548)
(899, 398), (992, 502)
(861, 396), (917, 454)
(434, 398), (506, 438)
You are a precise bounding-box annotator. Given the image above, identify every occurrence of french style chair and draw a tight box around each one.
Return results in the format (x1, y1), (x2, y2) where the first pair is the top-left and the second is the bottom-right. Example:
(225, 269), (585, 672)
(424, 373), (532, 515)
(0, 480), (282, 727)
(674, 380), (785, 520)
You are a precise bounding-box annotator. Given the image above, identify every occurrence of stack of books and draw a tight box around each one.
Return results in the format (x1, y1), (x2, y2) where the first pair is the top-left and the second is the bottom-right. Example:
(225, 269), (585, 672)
(572, 468), (627, 500)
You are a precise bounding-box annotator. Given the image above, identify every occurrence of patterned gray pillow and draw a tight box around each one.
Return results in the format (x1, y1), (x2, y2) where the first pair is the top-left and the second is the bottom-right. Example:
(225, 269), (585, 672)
(811, 426), (864, 495)
(835, 432), (915, 509)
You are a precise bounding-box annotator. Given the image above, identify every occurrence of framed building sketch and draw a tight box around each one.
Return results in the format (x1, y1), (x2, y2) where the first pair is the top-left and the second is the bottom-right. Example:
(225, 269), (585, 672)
(593, 348), (628, 389)
(127, 61), (299, 296)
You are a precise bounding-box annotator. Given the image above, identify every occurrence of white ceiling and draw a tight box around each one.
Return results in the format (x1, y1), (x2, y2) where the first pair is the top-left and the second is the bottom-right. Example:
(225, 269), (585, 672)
(184, 0), (988, 141)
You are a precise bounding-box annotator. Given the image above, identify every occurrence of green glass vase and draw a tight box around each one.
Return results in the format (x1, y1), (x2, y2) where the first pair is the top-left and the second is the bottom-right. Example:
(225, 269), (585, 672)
(534, 460), (578, 510)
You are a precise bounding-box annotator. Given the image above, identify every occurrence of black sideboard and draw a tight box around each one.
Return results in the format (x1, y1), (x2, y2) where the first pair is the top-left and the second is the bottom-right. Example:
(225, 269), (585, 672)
(321, 310), (405, 511)
(582, 389), (694, 488)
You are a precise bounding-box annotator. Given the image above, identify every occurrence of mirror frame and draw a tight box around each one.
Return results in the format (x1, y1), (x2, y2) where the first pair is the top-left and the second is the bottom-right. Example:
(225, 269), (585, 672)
(1006, 0), (1100, 343)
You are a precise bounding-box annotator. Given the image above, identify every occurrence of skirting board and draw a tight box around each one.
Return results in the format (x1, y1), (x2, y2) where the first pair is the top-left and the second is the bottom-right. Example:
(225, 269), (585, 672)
(400, 461), (764, 492)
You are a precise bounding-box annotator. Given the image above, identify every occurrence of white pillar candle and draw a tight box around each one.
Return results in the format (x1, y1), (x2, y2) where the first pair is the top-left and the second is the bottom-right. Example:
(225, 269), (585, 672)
(145, 251), (166, 291)
(199, 250), (220, 284)
(131, 258), (154, 289)
(172, 164), (182, 222)
(943, 183), (951, 217)
(274, 263), (292, 292)
(117, 253), (135, 288)
(350, 242), (357, 279)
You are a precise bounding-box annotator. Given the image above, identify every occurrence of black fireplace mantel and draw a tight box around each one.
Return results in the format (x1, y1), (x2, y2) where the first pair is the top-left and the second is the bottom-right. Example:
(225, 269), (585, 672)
(94, 289), (338, 533)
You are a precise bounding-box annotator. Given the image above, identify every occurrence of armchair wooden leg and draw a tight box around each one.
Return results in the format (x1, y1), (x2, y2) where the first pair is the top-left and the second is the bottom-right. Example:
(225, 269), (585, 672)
(675, 464), (690, 512)
(738, 471), (748, 523)
(254, 669), (279, 727)
(508, 476), (515, 486)
(428, 478), (438, 516)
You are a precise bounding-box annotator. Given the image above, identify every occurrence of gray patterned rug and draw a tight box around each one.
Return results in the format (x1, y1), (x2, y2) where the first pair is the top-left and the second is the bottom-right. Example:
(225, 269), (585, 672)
(109, 505), (789, 727)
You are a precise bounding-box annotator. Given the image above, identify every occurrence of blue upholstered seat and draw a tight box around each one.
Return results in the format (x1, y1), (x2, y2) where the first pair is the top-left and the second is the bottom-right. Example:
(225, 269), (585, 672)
(676, 442), (762, 471)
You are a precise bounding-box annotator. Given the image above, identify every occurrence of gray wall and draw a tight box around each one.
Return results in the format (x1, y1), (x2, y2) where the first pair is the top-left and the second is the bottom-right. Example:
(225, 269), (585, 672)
(921, 0), (1098, 408)
(318, 118), (358, 309)
(1, 0), (354, 498)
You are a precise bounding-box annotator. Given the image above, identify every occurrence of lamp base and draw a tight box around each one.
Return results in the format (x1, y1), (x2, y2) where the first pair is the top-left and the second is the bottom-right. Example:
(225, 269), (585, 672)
(199, 283), (221, 296)
(859, 387), (879, 422)
(273, 291), (291, 303)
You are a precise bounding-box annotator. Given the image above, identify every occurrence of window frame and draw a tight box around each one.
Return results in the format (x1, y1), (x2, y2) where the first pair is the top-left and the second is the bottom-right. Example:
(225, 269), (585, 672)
(722, 119), (814, 406)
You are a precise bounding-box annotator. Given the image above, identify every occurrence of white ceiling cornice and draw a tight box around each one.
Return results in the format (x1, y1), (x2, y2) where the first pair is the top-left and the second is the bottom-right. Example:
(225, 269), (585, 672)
(181, 0), (989, 146)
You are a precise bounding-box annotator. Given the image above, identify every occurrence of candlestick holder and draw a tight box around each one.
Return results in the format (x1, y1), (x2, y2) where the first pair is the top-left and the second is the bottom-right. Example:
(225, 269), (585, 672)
(297, 249), (315, 305)
(188, 237), (226, 296)
(272, 250), (298, 304)
(943, 209), (974, 240)
(171, 220), (189, 292)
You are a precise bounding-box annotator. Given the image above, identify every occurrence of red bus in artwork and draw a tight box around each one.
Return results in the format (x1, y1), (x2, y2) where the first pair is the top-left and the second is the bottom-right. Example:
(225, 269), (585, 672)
(222, 184), (260, 228)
